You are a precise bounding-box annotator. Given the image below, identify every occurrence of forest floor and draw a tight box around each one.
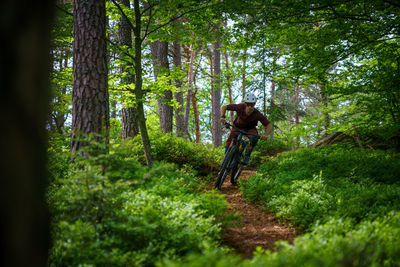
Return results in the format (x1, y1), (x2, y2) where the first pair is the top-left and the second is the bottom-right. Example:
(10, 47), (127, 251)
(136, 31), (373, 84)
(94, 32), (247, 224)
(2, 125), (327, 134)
(206, 170), (297, 258)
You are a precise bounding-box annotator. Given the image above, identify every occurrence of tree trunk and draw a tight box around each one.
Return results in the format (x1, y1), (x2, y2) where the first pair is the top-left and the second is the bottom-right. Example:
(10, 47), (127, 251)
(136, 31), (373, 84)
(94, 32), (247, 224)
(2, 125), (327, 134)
(71, 0), (109, 153)
(54, 54), (68, 133)
(119, 0), (138, 139)
(209, 52), (214, 138)
(134, 0), (153, 166)
(270, 78), (276, 139)
(212, 40), (222, 147)
(242, 50), (247, 100)
(294, 83), (300, 147)
(172, 41), (186, 137)
(320, 84), (330, 135)
(0, 1), (53, 266)
(184, 45), (196, 137)
(262, 44), (267, 115)
(192, 72), (201, 143)
(150, 40), (173, 133)
(223, 47), (234, 124)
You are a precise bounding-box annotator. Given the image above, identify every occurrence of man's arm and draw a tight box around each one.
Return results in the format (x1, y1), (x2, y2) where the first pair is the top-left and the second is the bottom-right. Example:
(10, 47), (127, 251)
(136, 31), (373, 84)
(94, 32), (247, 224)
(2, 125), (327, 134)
(261, 123), (272, 140)
(220, 105), (228, 124)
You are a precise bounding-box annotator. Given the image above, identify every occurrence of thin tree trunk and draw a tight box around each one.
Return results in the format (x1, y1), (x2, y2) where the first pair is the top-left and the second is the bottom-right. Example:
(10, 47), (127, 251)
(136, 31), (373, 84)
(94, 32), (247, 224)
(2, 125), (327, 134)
(192, 57), (201, 143)
(223, 47), (234, 124)
(119, 0), (138, 139)
(270, 79), (276, 139)
(55, 54), (68, 133)
(172, 41), (186, 137)
(294, 83), (300, 147)
(242, 49), (247, 100)
(133, 0), (153, 166)
(262, 42), (267, 115)
(209, 53), (214, 138)
(0, 1), (53, 266)
(184, 45), (196, 137)
(150, 40), (173, 133)
(71, 0), (109, 153)
(212, 39), (222, 147)
(320, 84), (330, 135)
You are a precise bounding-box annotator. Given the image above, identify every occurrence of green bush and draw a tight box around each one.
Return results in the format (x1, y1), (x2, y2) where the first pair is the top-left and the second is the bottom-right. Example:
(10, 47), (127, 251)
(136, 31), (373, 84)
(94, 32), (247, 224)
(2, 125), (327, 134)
(242, 146), (400, 229)
(162, 213), (400, 266)
(47, 141), (232, 266)
(127, 131), (224, 175)
(249, 138), (293, 168)
(163, 145), (400, 267)
(47, 132), (72, 181)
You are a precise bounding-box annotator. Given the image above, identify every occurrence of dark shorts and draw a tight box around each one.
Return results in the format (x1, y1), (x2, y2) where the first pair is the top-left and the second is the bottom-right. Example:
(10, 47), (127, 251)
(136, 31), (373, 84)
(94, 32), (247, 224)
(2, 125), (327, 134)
(225, 128), (258, 148)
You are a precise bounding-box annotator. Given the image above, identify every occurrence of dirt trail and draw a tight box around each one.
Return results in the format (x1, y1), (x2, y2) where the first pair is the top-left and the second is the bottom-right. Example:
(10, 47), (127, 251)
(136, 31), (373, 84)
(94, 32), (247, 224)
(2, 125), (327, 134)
(211, 170), (297, 258)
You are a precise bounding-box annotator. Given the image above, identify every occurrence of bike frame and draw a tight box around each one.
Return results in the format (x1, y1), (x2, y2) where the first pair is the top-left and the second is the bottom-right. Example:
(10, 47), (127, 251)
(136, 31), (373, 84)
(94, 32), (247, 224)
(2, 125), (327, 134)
(215, 123), (260, 189)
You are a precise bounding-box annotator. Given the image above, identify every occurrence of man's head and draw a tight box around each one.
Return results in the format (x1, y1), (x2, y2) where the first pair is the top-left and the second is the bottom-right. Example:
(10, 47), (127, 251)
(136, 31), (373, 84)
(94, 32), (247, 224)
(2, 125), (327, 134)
(244, 92), (256, 115)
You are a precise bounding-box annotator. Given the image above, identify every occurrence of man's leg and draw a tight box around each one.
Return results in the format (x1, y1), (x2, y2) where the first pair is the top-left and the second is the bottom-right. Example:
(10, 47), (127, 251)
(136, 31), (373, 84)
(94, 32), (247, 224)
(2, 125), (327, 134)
(225, 130), (238, 154)
(242, 129), (259, 165)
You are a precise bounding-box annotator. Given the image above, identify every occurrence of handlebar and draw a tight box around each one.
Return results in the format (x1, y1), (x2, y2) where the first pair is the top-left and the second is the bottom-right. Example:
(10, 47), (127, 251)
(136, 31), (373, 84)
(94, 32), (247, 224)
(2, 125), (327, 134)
(224, 123), (260, 139)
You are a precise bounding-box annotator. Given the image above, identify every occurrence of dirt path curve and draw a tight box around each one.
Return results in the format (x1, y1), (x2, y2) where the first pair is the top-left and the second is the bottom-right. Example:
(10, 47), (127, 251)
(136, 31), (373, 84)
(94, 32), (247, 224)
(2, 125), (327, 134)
(213, 170), (297, 258)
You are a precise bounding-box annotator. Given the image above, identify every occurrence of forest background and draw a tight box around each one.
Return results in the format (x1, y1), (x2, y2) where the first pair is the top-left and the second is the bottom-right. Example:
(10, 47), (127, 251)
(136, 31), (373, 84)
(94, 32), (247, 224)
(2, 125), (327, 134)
(1, 0), (400, 266)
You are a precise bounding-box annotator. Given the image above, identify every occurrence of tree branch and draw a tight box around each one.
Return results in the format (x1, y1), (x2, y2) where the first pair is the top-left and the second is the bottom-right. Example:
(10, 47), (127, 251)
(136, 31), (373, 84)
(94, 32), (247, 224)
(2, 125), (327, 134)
(110, 0), (136, 32)
(142, 3), (219, 42)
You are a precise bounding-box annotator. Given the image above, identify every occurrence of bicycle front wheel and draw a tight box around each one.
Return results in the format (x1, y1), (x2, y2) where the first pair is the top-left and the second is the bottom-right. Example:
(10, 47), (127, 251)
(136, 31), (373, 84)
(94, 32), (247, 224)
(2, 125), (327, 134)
(216, 169), (229, 190)
(215, 146), (237, 189)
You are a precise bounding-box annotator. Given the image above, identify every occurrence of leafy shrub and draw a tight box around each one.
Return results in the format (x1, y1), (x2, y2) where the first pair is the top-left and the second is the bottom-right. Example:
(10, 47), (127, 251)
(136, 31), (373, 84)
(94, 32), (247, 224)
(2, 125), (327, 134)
(249, 138), (293, 168)
(48, 141), (232, 266)
(47, 132), (72, 181)
(242, 145), (400, 230)
(127, 131), (224, 175)
(164, 145), (400, 267)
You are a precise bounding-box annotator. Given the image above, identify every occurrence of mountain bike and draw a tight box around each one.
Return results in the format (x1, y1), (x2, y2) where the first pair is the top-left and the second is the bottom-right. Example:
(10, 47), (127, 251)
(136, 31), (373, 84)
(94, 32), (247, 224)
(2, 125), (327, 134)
(215, 123), (260, 190)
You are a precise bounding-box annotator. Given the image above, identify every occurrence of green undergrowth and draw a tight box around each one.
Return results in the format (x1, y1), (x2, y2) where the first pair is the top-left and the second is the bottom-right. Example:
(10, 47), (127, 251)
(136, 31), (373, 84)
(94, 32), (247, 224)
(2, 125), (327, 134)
(47, 134), (233, 266)
(249, 138), (293, 168)
(160, 145), (400, 266)
(126, 131), (224, 176)
(237, 145), (400, 266)
(48, 132), (400, 266)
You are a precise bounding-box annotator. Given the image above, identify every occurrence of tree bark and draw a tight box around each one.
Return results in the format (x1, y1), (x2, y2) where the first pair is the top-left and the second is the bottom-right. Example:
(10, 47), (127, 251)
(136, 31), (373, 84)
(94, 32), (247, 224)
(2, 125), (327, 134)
(320, 84), (330, 135)
(223, 47), (234, 124)
(294, 83), (300, 147)
(209, 52), (214, 138)
(0, 1), (53, 266)
(242, 50), (247, 100)
(172, 41), (186, 137)
(150, 40), (173, 133)
(184, 45), (197, 138)
(133, 0), (153, 166)
(192, 68), (201, 143)
(118, 0), (138, 139)
(71, 0), (109, 153)
(212, 40), (222, 147)
(270, 79), (276, 139)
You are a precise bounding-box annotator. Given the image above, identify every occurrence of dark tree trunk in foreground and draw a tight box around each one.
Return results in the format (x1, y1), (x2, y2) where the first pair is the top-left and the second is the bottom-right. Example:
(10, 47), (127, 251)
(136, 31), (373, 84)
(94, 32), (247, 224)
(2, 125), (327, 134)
(0, 1), (54, 266)
(150, 40), (173, 133)
(119, 0), (138, 139)
(71, 0), (109, 153)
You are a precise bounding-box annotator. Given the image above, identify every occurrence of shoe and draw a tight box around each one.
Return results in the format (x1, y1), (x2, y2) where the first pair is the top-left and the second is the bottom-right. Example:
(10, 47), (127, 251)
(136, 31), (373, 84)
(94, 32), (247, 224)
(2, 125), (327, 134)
(242, 154), (250, 165)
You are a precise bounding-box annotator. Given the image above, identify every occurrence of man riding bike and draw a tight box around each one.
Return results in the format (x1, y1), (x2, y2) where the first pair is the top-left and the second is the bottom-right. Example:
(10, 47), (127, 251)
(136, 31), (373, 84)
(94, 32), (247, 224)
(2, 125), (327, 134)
(220, 92), (272, 165)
